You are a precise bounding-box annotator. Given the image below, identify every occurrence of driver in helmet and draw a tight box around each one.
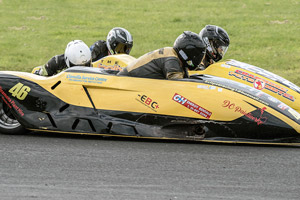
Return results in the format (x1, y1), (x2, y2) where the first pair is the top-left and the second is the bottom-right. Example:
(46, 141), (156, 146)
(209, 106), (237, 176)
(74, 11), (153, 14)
(117, 31), (206, 79)
(90, 27), (133, 62)
(36, 40), (92, 76)
(199, 25), (230, 69)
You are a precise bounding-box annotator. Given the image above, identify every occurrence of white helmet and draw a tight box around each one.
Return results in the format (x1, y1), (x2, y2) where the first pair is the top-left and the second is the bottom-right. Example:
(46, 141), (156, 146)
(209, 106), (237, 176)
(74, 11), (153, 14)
(64, 40), (92, 68)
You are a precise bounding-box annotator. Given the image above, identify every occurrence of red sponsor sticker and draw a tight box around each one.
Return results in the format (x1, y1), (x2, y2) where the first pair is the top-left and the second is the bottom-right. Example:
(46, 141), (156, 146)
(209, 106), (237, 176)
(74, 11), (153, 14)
(172, 93), (212, 119)
(136, 94), (159, 112)
(253, 79), (265, 90)
(222, 100), (267, 125)
(229, 70), (295, 102)
(0, 85), (24, 116)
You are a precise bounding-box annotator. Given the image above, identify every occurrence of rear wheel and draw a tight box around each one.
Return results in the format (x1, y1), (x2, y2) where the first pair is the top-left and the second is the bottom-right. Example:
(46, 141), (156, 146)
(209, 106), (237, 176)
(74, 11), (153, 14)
(0, 98), (26, 134)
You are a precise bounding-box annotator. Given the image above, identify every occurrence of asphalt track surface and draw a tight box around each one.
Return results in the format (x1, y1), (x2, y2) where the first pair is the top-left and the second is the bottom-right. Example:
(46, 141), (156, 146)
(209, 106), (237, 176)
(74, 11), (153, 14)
(1, 132), (300, 200)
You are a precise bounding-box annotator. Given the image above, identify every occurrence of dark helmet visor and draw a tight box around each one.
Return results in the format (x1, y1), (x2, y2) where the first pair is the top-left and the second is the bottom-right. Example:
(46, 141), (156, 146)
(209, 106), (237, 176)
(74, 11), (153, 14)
(115, 43), (133, 54)
(212, 40), (229, 58)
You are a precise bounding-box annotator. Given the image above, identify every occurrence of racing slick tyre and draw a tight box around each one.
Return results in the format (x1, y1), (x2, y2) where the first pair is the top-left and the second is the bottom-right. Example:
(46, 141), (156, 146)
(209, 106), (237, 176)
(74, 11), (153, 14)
(0, 98), (26, 135)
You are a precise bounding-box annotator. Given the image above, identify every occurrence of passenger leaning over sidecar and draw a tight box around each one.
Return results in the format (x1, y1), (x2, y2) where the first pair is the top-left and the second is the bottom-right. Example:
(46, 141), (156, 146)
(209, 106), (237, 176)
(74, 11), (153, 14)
(117, 31), (206, 80)
(33, 40), (92, 76)
(198, 25), (230, 69)
(34, 27), (133, 76)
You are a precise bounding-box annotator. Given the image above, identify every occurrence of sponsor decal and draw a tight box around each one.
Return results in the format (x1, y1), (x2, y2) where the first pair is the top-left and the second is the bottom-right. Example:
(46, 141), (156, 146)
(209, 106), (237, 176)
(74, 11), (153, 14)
(221, 63), (231, 68)
(226, 60), (300, 93)
(1, 96), (11, 108)
(197, 85), (209, 89)
(172, 93), (212, 119)
(8, 83), (31, 100)
(94, 62), (123, 71)
(0, 85), (24, 116)
(222, 100), (267, 125)
(229, 69), (295, 102)
(253, 79), (265, 90)
(288, 109), (300, 120)
(278, 102), (289, 111)
(136, 94), (159, 112)
(255, 91), (264, 97)
(197, 85), (216, 90)
(197, 85), (222, 92)
(267, 96), (279, 103)
(204, 80), (269, 106)
(66, 74), (107, 84)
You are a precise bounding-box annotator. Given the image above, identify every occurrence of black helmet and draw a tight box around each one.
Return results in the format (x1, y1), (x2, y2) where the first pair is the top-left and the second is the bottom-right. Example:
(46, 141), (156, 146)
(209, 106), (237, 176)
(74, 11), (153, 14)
(106, 27), (133, 55)
(173, 31), (206, 70)
(199, 25), (230, 62)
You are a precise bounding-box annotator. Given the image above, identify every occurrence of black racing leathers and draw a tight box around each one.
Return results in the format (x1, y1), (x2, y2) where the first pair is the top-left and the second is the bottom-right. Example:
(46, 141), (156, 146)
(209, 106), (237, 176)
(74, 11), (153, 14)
(44, 54), (67, 76)
(89, 40), (109, 62)
(117, 47), (188, 80)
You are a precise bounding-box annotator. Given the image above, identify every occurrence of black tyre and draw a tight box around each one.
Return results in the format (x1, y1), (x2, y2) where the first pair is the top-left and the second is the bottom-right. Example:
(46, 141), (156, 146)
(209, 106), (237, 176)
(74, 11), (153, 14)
(0, 98), (26, 134)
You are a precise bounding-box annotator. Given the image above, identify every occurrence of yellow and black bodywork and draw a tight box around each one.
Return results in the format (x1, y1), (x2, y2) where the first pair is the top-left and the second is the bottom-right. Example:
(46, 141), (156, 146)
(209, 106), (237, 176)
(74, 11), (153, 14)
(92, 55), (300, 115)
(190, 59), (300, 114)
(92, 54), (136, 71)
(1, 65), (300, 145)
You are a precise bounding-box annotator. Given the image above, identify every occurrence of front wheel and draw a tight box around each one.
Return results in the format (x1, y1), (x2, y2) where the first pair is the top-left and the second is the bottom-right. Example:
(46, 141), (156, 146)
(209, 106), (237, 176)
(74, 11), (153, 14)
(0, 98), (26, 134)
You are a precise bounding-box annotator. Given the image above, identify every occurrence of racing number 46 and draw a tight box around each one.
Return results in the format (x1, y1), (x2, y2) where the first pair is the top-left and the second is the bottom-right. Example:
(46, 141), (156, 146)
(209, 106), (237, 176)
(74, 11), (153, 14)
(9, 83), (31, 100)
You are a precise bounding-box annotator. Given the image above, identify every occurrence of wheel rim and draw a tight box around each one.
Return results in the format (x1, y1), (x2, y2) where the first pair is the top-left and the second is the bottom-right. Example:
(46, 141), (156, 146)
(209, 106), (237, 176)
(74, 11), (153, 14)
(0, 98), (21, 129)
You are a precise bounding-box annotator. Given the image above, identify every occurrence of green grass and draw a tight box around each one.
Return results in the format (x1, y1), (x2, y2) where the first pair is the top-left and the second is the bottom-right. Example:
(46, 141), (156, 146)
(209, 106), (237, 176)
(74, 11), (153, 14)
(0, 0), (300, 84)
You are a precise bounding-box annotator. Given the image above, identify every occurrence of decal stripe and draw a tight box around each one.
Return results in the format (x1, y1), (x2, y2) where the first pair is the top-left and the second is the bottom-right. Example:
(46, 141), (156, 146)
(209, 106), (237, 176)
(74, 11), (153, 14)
(83, 86), (97, 112)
